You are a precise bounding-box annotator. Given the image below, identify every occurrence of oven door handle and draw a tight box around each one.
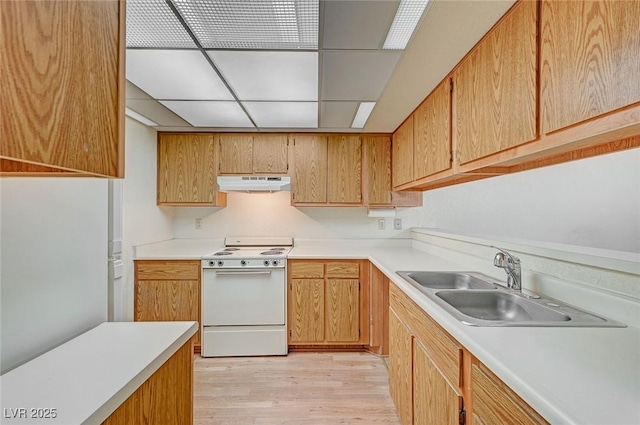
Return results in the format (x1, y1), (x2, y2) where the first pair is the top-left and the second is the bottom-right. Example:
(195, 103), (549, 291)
(213, 270), (273, 276)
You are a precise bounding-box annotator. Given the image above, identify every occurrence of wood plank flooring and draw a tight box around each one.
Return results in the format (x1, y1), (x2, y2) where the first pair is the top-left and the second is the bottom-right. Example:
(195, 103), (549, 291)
(194, 352), (401, 425)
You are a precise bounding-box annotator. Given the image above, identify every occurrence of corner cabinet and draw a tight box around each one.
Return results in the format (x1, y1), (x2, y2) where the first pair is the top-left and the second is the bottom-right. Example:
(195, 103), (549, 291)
(389, 282), (549, 425)
(157, 133), (226, 206)
(392, 116), (415, 189)
(0, 0), (125, 177)
(288, 260), (369, 347)
(134, 260), (201, 352)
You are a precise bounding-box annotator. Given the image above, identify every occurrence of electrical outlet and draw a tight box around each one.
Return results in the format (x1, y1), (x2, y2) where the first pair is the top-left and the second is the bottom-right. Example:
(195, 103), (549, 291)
(377, 218), (385, 230)
(195, 218), (202, 229)
(394, 218), (402, 230)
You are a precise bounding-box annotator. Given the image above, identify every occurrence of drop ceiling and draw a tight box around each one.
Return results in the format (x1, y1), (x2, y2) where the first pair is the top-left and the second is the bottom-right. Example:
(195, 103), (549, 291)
(125, 0), (515, 133)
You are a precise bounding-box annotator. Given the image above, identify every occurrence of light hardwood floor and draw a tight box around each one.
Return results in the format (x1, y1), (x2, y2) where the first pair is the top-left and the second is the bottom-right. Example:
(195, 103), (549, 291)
(194, 352), (401, 425)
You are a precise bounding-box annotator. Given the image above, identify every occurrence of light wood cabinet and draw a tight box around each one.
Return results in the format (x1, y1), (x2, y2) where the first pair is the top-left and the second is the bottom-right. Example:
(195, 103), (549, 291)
(0, 0), (125, 177)
(157, 133), (226, 206)
(454, 0), (537, 165)
(288, 260), (368, 346)
(540, 0), (640, 134)
(292, 135), (328, 203)
(134, 260), (201, 351)
(414, 79), (452, 179)
(327, 135), (362, 204)
(392, 116), (415, 188)
(217, 133), (288, 174)
(471, 360), (548, 425)
(389, 308), (413, 425)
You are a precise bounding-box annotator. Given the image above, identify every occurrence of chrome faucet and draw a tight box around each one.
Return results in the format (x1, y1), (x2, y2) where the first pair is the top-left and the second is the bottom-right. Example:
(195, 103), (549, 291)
(492, 247), (521, 291)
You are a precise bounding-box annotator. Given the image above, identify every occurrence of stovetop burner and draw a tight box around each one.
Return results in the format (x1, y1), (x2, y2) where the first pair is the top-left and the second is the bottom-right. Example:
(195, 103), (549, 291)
(213, 251), (233, 256)
(261, 250), (282, 255)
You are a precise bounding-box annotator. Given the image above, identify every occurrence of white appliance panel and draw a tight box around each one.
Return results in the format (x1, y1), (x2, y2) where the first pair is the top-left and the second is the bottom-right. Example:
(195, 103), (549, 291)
(202, 269), (285, 326)
(202, 326), (287, 357)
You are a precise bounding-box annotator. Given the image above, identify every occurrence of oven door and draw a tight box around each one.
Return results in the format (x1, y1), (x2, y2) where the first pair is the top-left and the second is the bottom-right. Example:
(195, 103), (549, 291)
(202, 268), (285, 326)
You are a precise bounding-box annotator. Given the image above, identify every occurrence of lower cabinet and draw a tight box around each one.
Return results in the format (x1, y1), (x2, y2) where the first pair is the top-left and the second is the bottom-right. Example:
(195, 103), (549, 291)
(134, 260), (201, 351)
(389, 282), (548, 425)
(288, 260), (368, 347)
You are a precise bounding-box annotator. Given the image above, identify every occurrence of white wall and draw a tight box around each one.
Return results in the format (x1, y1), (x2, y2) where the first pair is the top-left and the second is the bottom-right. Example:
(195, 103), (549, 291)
(418, 148), (640, 253)
(1, 178), (108, 373)
(120, 118), (174, 321)
(172, 191), (423, 239)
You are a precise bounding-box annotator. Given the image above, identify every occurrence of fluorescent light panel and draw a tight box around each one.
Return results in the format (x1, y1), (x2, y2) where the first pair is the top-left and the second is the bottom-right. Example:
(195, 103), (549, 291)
(208, 51), (318, 101)
(126, 0), (196, 48)
(160, 101), (254, 127)
(126, 50), (234, 100)
(243, 102), (317, 128)
(125, 107), (158, 127)
(383, 0), (430, 50)
(351, 102), (376, 128)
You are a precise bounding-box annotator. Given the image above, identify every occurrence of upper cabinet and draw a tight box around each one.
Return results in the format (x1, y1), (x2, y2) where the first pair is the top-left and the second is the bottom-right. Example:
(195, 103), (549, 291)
(157, 133), (226, 206)
(217, 134), (288, 175)
(327, 135), (362, 204)
(392, 116), (415, 189)
(414, 79), (452, 179)
(292, 135), (328, 204)
(540, 0), (640, 134)
(454, 0), (538, 165)
(0, 0), (125, 177)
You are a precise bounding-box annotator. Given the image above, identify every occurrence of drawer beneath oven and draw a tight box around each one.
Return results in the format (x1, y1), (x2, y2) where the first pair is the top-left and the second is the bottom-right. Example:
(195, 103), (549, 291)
(202, 325), (287, 357)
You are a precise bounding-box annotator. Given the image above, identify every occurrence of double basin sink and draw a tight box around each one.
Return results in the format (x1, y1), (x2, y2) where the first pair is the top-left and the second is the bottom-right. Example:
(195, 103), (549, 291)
(396, 271), (625, 327)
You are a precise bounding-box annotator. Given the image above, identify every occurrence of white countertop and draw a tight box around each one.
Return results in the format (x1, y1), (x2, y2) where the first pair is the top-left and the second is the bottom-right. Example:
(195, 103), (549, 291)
(133, 237), (640, 425)
(0, 321), (198, 425)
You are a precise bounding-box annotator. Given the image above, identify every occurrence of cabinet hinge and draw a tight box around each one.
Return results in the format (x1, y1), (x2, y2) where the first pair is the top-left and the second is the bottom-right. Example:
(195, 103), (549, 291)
(459, 408), (466, 425)
(450, 79), (454, 93)
(358, 282), (361, 290)
(289, 329), (292, 337)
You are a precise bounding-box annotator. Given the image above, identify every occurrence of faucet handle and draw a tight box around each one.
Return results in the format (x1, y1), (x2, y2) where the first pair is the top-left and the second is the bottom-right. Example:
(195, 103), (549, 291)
(493, 252), (507, 268)
(492, 246), (520, 265)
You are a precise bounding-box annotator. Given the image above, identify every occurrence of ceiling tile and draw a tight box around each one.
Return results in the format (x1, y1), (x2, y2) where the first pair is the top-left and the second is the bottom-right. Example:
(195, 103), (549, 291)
(173, 0), (318, 49)
(160, 101), (254, 127)
(319, 101), (359, 128)
(126, 50), (234, 100)
(126, 0), (196, 48)
(125, 81), (152, 100)
(243, 102), (318, 128)
(321, 1), (399, 50)
(208, 51), (318, 101)
(321, 51), (402, 101)
(126, 99), (191, 127)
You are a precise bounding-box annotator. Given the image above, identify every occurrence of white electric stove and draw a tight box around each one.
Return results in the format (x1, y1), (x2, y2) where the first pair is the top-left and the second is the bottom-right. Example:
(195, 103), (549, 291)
(201, 237), (293, 357)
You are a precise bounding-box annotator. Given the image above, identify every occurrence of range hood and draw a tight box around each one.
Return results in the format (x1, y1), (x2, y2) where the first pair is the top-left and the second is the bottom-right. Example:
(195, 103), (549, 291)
(217, 176), (291, 192)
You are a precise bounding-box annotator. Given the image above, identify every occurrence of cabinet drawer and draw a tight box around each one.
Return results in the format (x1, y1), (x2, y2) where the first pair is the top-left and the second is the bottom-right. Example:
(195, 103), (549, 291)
(326, 262), (360, 278)
(472, 362), (549, 425)
(135, 261), (200, 280)
(290, 262), (325, 278)
(390, 283), (461, 390)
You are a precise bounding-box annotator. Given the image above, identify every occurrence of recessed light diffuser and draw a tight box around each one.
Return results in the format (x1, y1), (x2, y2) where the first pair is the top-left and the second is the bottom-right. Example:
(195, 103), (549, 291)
(243, 102), (318, 128)
(126, 0), (196, 48)
(351, 102), (376, 129)
(160, 101), (254, 127)
(383, 0), (430, 50)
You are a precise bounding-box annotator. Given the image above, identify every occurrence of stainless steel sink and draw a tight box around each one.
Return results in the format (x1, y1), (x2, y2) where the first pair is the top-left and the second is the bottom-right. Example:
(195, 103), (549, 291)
(436, 290), (570, 323)
(396, 271), (626, 327)
(396, 271), (497, 291)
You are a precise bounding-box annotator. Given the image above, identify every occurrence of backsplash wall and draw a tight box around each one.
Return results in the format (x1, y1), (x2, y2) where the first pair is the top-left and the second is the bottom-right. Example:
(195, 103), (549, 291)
(172, 191), (423, 239)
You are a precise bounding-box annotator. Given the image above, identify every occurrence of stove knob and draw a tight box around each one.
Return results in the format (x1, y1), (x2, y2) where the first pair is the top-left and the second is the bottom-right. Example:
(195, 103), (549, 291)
(264, 260), (270, 267)
(272, 260), (279, 266)
(241, 260), (247, 266)
(217, 260), (224, 267)
(208, 260), (215, 267)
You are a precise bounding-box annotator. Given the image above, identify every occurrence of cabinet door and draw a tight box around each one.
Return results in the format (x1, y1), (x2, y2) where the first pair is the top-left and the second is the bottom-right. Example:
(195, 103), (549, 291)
(292, 135), (328, 203)
(472, 362), (548, 425)
(327, 135), (362, 204)
(413, 341), (461, 425)
(218, 134), (253, 174)
(157, 133), (216, 205)
(363, 136), (393, 205)
(540, 0), (640, 133)
(389, 308), (413, 425)
(392, 116), (415, 188)
(135, 280), (200, 345)
(289, 279), (325, 343)
(0, 0), (124, 177)
(253, 134), (288, 174)
(325, 279), (359, 342)
(414, 79), (451, 179)
(455, 0), (537, 164)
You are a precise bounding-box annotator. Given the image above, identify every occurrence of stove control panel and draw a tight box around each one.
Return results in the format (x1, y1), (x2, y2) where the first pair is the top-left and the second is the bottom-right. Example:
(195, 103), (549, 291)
(202, 258), (286, 269)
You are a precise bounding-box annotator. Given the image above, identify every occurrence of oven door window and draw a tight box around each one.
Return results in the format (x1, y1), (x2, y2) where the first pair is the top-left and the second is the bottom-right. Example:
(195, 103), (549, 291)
(202, 269), (285, 326)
